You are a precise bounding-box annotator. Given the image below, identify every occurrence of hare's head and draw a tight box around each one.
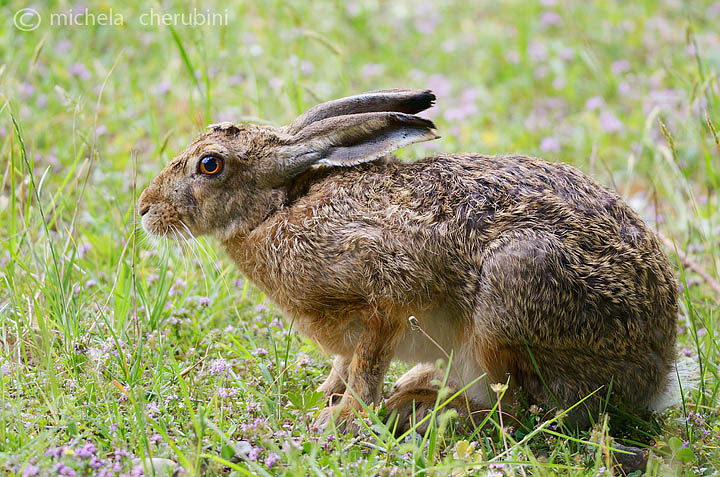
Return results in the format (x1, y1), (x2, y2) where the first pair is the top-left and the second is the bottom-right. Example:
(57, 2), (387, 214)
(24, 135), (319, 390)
(138, 89), (438, 241)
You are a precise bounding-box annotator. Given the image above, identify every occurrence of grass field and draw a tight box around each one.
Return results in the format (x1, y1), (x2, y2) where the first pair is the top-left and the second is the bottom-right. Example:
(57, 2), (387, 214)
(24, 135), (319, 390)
(2, 0), (720, 475)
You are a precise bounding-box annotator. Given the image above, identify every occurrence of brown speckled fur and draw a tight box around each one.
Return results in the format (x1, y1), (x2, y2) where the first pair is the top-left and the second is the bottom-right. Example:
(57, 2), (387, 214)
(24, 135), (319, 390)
(138, 90), (678, 433)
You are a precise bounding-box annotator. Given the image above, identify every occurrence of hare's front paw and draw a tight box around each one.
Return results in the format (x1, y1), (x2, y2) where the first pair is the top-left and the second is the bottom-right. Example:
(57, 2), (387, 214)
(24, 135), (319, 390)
(314, 404), (358, 434)
(317, 356), (349, 404)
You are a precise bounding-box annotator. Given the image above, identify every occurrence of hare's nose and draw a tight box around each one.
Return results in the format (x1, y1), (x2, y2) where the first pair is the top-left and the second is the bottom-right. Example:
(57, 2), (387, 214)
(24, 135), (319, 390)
(139, 205), (150, 216)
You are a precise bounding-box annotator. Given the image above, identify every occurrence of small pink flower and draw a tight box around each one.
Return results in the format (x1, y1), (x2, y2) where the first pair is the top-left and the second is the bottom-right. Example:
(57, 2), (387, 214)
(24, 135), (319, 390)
(599, 111), (623, 133)
(540, 136), (561, 153)
(611, 59), (631, 75)
(539, 11), (562, 27)
(585, 96), (604, 110)
(300, 60), (314, 75)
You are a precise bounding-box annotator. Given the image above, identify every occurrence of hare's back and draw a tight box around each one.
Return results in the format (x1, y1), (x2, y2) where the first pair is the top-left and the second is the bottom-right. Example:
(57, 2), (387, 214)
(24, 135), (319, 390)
(412, 154), (644, 240)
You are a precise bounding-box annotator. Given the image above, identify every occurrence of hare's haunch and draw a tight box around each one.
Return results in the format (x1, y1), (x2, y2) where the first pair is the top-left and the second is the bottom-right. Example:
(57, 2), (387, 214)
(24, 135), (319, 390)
(139, 89), (677, 432)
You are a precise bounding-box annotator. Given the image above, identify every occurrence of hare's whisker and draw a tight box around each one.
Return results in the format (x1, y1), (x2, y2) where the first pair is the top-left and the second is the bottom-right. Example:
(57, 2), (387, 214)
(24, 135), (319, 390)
(179, 220), (231, 295)
(174, 222), (210, 296)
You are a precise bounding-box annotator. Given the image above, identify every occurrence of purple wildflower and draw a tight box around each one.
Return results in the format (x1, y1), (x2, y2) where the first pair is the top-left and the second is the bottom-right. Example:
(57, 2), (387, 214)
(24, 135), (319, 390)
(168, 278), (187, 296)
(76, 442), (97, 459)
(255, 348), (269, 357)
(585, 96), (604, 110)
(153, 80), (171, 95)
(89, 457), (105, 470)
(413, 4), (439, 34)
(269, 77), (283, 90)
(53, 462), (77, 477)
(345, 2), (362, 16)
(0, 362), (12, 377)
(539, 11), (562, 27)
(540, 136), (561, 153)
(199, 296), (211, 306)
(115, 448), (131, 459)
(527, 41), (549, 62)
(217, 387), (239, 398)
(264, 453), (281, 468)
(552, 76), (566, 90)
(209, 358), (229, 375)
(45, 446), (65, 459)
(599, 111), (623, 133)
(146, 402), (160, 416)
(19, 82), (34, 98)
(150, 433), (162, 444)
(255, 304), (267, 313)
(558, 47), (575, 61)
(247, 446), (260, 461)
(68, 63), (92, 81)
(78, 243), (92, 258)
(611, 59), (631, 75)
(22, 464), (40, 477)
(426, 74), (452, 98)
(300, 60), (314, 75)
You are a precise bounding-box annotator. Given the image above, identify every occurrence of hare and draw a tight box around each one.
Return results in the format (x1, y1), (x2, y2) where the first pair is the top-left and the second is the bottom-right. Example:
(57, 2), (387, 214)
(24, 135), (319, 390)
(138, 89), (678, 433)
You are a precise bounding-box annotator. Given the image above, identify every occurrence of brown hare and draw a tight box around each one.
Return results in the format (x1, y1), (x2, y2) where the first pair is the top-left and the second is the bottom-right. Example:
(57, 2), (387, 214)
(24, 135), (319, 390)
(138, 89), (678, 433)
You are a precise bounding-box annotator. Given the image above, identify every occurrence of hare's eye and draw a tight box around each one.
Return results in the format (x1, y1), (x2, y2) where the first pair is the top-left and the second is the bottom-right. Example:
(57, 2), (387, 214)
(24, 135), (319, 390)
(199, 156), (223, 175)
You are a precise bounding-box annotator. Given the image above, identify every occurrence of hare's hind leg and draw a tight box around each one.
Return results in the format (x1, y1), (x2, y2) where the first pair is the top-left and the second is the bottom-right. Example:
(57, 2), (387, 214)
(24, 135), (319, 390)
(385, 386), (491, 435)
(386, 359), (496, 435)
(476, 231), (644, 427)
(391, 363), (442, 394)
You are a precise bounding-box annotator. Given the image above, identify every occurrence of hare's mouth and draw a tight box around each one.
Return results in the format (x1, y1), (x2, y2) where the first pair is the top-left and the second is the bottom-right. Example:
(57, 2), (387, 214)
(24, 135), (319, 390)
(139, 205), (192, 241)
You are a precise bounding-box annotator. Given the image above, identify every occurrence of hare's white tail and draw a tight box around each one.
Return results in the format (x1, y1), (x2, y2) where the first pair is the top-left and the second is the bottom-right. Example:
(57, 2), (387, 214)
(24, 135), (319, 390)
(649, 355), (700, 412)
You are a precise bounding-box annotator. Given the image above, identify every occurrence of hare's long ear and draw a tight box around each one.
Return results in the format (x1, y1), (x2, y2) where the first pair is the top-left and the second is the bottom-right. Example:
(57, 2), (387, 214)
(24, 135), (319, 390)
(285, 89), (435, 134)
(275, 112), (438, 179)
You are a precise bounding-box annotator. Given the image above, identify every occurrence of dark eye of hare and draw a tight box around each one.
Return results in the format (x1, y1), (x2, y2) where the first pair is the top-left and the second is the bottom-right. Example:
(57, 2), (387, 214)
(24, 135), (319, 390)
(199, 156), (223, 175)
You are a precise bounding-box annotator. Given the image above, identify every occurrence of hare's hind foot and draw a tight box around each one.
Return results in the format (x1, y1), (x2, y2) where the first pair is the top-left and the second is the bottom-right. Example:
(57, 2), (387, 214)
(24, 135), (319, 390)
(391, 363), (443, 395)
(385, 387), (488, 436)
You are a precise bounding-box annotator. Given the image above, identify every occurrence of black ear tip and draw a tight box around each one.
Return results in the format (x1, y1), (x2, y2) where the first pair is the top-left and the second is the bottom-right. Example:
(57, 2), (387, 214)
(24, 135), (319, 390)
(404, 90), (436, 114)
(395, 113), (436, 130)
(423, 117), (437, 130)
(423, 90), (437, 104)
